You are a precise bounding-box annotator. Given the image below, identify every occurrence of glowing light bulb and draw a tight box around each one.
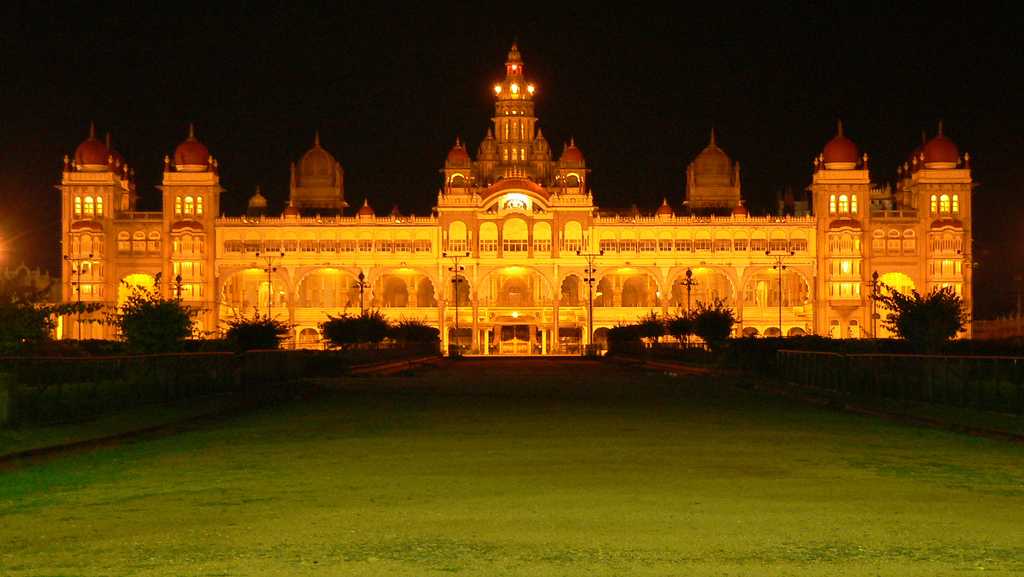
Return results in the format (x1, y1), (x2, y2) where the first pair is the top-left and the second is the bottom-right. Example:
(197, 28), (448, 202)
(527, 84), (535, 95)
(510, 83), (519, 94)
(494, 84), (502, 94)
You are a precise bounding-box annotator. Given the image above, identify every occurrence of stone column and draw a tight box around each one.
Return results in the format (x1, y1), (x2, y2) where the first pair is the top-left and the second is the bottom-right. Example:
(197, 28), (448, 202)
(471, 294), (480, 352)
(551, 298), (560, 354)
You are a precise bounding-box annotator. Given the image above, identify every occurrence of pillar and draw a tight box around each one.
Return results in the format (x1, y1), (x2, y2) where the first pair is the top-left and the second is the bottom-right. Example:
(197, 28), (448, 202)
(471, 295), (480, 352)
(484, 328), (490, 355)
(551, 298), (560, 354)
(541, 327), (547, 355)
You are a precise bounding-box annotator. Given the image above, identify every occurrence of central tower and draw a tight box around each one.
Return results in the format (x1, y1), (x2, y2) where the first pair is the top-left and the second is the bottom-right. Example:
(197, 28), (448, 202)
(492, 43), (538, 174)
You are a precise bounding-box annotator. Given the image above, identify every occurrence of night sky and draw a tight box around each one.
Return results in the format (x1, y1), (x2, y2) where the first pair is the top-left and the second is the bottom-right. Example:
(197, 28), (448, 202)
(2, 4), (1021, 316)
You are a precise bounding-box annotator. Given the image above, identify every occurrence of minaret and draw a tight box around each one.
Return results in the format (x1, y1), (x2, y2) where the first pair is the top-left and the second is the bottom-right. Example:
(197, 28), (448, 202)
(491, 43), (538, 172)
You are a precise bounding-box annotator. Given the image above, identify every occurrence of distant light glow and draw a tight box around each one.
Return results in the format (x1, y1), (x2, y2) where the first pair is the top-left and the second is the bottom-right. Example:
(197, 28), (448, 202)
(527, 84), (535, 95)
(510, 83), (519, 94)
(511, 311), (520, 319)
(494, 84), (502, 94)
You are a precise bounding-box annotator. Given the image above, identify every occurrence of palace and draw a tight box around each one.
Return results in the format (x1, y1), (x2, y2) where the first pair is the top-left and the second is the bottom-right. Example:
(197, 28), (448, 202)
(58, 44), (972, 353)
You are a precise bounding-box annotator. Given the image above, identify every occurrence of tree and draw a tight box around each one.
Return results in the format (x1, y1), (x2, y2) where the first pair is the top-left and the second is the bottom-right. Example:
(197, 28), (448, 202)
(0, 270), (101, 353)
(320, 310), (389, 349)
(224, 311), (291, 351)
(873, 285), (967, 351)
(692, 298), (736, 350)
(110, 277), (196, 353)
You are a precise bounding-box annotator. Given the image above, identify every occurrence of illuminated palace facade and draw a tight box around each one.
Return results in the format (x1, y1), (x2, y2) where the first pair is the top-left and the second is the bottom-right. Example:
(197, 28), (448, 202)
(59, 45), (972, 353)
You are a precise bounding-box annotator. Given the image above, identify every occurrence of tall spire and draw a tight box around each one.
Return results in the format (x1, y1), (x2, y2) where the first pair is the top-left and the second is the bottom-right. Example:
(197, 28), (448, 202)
(88, 121), (96, 140)
(710, 126), (717, 147)
(314, 130), (320, 147)
(187, 122), (196, 140)
(937, 119), (944, 136)
(836, 118), (844, 137)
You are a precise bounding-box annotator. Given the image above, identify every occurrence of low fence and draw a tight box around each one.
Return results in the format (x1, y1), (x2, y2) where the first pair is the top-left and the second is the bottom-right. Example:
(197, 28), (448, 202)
(777, 350), (1024, 414)
(0, 343), (440, 427)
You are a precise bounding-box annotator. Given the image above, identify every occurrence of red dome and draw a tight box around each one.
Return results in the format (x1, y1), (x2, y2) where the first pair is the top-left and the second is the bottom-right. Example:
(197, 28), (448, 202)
(923, 134), (959, 166)
(560, 138), (584, 164)
(821, 120), (859, 167)
(732, 201), (749, 216)
(74, 131), (110, 167)
(356, 199), (375, 216)
(174, 125), (210, 169)
(446, 138), (471, 165)
(282, 203), (300, 217)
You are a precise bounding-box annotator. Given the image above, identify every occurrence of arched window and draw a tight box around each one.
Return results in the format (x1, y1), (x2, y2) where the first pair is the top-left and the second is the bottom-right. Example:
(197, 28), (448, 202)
(447, 221), (467, 252)
(952, 194), (960, 214)
(81, 234), (92, 256)
(850, 194), (857, 213)
(829, 195), (836, 214)
(132, 231), (146, 253)
(175, 197), (182, 215)
(95, 195), (103, 216)
(184, 196), (195, 215)
(118, 231), (130, 252)
(74, 197), (82, 216)
(196, 196), (204, 215)
(84, 196), (95, 216)
(930, 194), (938, 214)
(939, 194), (950, 214)
(838, 195), (849, 213)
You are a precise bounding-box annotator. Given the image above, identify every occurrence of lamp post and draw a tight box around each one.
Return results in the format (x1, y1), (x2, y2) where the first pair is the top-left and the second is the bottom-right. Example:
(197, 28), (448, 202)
(63, 252), (93, 340)
(174, 273), (184, 302)
(352, 271), (370, 315)
(870, 270), (879, 338)
(577, 249), (603, 355)
(677, 268), (698, 315)
(766, 249), (795, 337)
(256, 250), (284, 318)
(444, 251), (470, 353)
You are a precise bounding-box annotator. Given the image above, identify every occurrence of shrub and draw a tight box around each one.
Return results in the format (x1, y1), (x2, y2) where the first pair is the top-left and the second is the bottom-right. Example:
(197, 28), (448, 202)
(109, 277), (196, 353)
(320, 310), (389, 348)
(389, 320), (440, 344)
(666, 314), (695, 342)
(636, 312), (665, 342)
(692, 298), (736, 350)
(225, 313), (292, 351)
(873, 285), (968, 352)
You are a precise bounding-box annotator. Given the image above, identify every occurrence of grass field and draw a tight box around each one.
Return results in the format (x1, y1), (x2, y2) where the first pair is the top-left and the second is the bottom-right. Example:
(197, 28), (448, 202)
(1, 358), (1022, 576)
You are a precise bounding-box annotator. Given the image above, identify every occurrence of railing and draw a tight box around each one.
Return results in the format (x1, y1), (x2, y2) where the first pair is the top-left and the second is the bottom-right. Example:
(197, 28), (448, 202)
(777, 350), (1024, 414)
(870, 209), (919, 219)
(0, 345), (440, 426)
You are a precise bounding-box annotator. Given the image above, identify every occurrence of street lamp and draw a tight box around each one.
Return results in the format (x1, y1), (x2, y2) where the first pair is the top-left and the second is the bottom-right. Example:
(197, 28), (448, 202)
(174, 273), (184, 301)
(577, 249), (604, 355)
(63, 252), (93, 340)
(766, 249), (795, 337)
(869, 270), (879, 338)
(677, 268), (698, 315)
(352, 271), (370, 315)
(443, 251), (470, 353)
(256, 250), (284, 318)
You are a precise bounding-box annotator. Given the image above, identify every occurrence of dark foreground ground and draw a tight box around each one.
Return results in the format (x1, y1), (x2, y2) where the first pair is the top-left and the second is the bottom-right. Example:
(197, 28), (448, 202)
(1, 358), (1022, 576)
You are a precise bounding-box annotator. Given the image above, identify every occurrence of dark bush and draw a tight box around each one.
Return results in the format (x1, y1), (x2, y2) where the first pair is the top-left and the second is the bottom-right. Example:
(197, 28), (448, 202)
(109, 279), (197, 353)
(692, 298), (736, 350)
(636, 312), (666, 342)
(225, 315), (292, 351)
(666, 314), (694, 341)
(389, 320), (440, 344)
(320, 310), (389, 348)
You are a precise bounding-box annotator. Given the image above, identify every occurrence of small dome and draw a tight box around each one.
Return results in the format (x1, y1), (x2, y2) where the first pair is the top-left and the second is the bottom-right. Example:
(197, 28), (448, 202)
(656, 198), (674, 216)
(732, 200), (749, 216)
(560, 138), (585, 165)
(923, 124), (959, 167)
(74, 124), (110, 169)
(282, 201), (300, 217)
(446, 137), (471, 165)
(691, 129), (734, 185)
(174, 124), (210, 171)
(356, 198), (375, 217)
(822, 120), (859, 168)
(477, 129), (498, 160)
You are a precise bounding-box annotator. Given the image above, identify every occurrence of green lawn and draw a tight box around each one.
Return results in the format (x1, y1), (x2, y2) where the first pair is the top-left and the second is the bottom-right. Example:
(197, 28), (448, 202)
(1, 359), (1022, 576)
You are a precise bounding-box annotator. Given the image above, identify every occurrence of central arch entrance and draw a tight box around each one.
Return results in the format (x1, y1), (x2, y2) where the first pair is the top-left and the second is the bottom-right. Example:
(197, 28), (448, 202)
(491, 314), (540, 355)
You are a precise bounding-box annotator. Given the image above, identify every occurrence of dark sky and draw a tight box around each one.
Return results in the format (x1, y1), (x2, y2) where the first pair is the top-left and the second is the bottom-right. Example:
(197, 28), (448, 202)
(2, 4), (1022, 316)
